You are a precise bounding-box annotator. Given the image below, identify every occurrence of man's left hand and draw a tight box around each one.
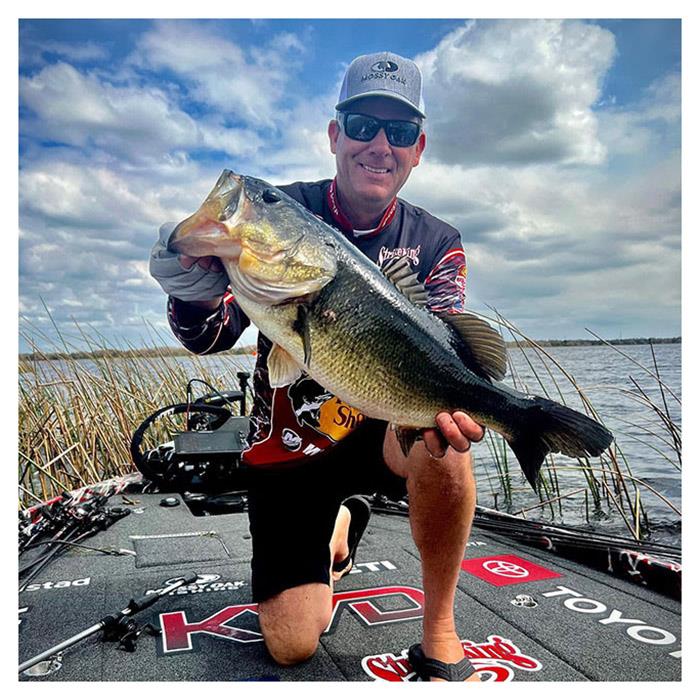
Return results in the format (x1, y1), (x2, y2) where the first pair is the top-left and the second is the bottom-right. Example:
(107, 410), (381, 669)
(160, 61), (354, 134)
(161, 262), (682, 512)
(423, 411), (485, 458)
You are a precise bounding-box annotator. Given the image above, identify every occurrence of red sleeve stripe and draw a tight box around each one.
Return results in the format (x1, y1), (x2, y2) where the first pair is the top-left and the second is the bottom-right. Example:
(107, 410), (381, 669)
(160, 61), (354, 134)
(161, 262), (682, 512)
(425, 248), (465, 284)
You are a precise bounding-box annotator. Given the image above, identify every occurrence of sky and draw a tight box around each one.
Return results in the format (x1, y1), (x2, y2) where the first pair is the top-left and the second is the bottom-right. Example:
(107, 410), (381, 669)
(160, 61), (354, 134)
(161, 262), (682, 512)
(17, 17), (682, 354)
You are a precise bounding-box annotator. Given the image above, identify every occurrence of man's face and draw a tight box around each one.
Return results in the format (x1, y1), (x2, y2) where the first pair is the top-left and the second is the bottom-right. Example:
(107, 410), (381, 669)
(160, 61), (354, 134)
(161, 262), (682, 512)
(328, 96), (426, 210)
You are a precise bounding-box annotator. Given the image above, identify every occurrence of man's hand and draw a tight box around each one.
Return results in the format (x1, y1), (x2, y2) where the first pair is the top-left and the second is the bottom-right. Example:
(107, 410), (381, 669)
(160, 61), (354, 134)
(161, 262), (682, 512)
(178, 255), (224, 274)
(150, 222), (230, 303)
(423, 411), (485, 458)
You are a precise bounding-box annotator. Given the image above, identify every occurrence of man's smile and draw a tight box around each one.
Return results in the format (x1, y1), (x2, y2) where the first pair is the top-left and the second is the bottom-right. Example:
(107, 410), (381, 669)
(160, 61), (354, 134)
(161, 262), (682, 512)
(359, 163), (391, 174)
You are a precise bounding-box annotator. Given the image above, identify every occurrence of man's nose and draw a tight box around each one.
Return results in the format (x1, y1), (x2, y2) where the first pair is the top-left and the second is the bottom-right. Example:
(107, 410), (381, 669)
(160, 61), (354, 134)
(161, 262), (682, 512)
(367, 126), (392, 153)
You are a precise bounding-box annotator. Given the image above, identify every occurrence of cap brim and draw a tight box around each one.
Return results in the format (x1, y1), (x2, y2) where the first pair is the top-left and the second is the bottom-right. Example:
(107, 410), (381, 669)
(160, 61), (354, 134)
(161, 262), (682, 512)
(335, 91), (426, 119)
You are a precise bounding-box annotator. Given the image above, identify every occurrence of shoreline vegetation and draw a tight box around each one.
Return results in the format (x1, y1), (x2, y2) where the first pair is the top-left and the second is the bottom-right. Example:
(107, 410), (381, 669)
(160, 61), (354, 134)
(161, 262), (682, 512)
(19, 314), (681, 545)
(19, 337), (681, 363)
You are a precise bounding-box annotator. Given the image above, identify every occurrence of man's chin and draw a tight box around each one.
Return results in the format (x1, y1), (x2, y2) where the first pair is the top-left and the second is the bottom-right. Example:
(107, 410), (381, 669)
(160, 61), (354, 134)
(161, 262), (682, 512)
(352, 179), (396, 205)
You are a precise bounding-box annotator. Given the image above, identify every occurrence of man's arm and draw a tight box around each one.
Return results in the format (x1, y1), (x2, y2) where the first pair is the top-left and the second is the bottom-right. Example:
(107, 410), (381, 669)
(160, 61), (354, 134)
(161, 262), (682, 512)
(167, 293), (251, 356)
(150, 223), (251, 355)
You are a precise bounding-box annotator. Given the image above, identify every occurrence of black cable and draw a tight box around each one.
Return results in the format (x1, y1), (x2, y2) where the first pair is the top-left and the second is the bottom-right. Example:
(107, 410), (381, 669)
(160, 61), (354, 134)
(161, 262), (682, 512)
(186, 378), (237, 411)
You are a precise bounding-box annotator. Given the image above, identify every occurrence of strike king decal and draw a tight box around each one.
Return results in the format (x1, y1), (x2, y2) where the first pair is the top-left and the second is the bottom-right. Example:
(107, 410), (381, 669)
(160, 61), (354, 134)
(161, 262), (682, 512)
(158, 585), (424, 655)
(461, 554), (561, 586)
(362, 635), (543, 682)
(542, 585), (681, 658)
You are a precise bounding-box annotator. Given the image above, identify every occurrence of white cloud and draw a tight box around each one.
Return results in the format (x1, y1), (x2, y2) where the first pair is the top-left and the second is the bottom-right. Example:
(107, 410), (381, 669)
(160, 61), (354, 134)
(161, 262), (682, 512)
(597, 72), (680, 158)
(20, 62), (262, 162)
(132, 20), (306, 128)
(415, 19), (615, 167)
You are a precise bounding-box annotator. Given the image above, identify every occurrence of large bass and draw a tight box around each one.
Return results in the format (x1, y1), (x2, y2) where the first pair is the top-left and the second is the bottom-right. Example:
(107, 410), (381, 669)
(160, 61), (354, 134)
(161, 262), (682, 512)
(168, 170), (613, 488)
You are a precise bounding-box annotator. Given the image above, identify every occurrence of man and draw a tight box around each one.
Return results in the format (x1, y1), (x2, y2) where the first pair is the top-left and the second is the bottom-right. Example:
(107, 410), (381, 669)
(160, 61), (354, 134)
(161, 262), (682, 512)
(150, 51), (483, 682)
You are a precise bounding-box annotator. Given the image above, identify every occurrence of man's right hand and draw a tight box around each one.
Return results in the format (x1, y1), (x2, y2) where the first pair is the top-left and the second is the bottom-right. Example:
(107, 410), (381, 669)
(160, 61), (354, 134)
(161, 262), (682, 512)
(149, 222), (230, 303)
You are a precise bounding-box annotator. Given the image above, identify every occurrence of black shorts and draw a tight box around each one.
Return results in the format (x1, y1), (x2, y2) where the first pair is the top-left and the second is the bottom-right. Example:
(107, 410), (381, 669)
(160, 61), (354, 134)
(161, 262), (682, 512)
(246, 418), (407, 602)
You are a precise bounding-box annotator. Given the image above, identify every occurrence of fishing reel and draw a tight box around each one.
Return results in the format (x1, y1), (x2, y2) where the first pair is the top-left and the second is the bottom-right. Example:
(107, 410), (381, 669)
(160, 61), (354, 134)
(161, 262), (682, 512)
(130, 373), (251, 492)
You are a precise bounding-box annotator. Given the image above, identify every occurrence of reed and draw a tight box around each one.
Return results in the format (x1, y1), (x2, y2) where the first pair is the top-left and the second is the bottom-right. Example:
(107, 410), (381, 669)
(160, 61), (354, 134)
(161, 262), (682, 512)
(471, 310), (681, 539)
(18, 316), (250, 509)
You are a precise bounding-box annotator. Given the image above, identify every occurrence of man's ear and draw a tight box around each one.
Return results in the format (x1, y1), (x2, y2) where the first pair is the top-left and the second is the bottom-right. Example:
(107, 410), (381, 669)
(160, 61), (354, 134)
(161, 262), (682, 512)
(328, 119), (340, 155)
(412, 131), (426, 167)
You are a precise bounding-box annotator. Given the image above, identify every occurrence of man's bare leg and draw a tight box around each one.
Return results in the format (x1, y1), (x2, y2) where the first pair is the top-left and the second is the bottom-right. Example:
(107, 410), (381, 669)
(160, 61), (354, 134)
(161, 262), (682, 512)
(384, 418), (480, 682)
(257, 504), (352, 665)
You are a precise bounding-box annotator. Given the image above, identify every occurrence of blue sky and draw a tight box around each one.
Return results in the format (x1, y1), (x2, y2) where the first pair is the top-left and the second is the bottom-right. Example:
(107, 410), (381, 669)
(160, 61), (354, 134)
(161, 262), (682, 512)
(17, 18), (682, 353)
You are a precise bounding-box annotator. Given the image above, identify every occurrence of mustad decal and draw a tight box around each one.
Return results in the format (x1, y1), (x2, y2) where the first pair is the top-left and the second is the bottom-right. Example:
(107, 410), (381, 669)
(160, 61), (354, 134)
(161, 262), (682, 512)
(362, 635), (543, 682)
(19, 577), (91, 593)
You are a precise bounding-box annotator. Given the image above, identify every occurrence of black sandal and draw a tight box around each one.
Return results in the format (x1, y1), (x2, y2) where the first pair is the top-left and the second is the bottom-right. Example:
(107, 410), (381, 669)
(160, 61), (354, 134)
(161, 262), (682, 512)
(408, 643), (477, 682)
(332, 495), (371, 579)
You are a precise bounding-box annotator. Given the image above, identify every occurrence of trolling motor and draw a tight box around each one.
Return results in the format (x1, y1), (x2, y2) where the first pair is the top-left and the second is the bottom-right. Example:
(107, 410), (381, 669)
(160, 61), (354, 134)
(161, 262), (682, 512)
(130, 372), (251, 491)
(19, 572), (198, 675)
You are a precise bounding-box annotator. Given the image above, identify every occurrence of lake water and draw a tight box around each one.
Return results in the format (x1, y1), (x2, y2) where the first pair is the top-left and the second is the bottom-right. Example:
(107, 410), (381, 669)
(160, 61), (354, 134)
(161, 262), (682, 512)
(20, 342), (681, 547)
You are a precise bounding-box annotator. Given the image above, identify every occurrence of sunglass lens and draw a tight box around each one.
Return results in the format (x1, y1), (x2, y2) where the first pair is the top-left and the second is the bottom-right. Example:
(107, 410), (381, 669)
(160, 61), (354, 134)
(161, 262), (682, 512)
(344, 114), (379, 142)
(386, 121), (420, 147)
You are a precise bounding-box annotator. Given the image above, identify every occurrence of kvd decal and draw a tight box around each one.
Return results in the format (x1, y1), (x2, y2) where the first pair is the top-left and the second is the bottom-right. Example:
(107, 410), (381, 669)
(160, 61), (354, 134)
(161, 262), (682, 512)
(159, 585), (425, 654)
(362, 635), (543, 682)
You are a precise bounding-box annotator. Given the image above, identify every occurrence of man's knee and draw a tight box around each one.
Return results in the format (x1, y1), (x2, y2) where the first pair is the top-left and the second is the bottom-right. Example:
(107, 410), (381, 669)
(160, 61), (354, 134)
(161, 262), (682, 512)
(258, 583), (332, 666)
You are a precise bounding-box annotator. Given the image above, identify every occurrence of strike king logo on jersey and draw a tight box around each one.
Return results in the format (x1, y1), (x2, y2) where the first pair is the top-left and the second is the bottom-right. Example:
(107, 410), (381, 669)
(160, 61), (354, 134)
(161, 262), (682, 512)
(243, 375), (365, 466)
(362, 635), (543, 682)
(378, 245), (421, 267)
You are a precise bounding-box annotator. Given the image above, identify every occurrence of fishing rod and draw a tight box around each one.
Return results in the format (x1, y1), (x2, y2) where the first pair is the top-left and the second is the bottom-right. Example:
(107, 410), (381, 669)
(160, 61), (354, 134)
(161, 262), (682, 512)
(19, 495), (131, 589)
(19, 572), (198, 674)
(368, 495), (681, 560)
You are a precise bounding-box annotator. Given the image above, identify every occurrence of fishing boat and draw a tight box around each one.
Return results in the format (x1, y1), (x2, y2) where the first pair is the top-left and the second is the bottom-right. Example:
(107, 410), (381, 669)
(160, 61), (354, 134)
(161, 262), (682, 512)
(18, 380), (681, 682)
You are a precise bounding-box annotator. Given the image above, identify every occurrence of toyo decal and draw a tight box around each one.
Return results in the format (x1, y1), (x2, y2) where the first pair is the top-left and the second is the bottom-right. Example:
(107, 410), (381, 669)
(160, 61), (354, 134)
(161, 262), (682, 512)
(362, 635), (543, 682)
(159, 585), (425, 655)
(542, 585), (681, 657)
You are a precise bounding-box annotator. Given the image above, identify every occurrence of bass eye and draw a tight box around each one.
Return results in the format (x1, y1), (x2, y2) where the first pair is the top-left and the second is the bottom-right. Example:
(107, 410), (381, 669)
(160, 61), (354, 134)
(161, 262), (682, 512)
(262, 188), (281, 203)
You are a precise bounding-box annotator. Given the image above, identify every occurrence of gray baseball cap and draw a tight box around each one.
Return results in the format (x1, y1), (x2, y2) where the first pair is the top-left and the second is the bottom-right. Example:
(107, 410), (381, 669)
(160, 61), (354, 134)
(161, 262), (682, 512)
(335, 51), (426, 118)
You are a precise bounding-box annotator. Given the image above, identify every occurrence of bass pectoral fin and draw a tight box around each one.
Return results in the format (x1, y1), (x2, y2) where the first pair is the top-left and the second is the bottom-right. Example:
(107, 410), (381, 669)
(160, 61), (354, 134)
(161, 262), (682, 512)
(393, 425), (423, 458)
(268, 343), (303, 388)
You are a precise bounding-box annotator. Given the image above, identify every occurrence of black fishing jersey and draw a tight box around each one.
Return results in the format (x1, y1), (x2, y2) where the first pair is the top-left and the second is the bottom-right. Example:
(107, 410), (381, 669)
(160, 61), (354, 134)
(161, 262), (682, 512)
(167, 178), (468, 467)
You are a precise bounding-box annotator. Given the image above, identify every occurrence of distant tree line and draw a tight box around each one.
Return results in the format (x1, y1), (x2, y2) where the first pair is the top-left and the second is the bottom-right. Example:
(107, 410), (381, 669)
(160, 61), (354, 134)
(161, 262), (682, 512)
(19, 345), (258, 362)
(506, 337), (681, 348)
(19, 337), (680, 363)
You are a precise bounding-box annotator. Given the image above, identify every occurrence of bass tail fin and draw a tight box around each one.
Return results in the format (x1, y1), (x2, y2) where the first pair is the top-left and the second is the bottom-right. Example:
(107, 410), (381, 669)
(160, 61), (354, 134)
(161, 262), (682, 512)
(506, 398), (614, 490)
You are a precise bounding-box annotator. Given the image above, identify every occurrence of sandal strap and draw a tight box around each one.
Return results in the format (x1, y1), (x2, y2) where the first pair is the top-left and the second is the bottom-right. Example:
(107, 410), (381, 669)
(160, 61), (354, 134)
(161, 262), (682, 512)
(408, 643), (477, 682)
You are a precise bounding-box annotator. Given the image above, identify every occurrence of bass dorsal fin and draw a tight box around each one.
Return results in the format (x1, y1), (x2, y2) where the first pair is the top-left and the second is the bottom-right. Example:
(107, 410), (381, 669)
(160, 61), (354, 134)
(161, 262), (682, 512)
(439, 312), (508, 382)
(381, 257), (428, 307)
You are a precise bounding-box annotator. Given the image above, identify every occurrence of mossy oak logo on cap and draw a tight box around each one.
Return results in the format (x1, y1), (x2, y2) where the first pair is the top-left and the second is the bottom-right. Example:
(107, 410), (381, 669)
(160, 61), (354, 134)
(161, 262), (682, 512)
(371, 60), (399, 72)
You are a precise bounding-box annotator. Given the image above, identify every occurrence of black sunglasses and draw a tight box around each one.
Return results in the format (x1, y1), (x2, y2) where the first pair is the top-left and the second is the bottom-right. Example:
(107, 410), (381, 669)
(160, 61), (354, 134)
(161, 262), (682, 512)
(339, 112), (422, 148)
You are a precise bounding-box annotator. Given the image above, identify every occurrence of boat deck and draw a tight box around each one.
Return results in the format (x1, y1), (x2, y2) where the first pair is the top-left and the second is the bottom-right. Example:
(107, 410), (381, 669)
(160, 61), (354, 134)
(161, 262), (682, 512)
(19, 487), (682, 682)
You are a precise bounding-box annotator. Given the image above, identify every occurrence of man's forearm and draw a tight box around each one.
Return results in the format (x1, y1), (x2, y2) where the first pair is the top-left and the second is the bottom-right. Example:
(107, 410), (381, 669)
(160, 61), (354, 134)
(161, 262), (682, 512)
(167, 296), (251, 355)
(187, 297), (224, 311)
